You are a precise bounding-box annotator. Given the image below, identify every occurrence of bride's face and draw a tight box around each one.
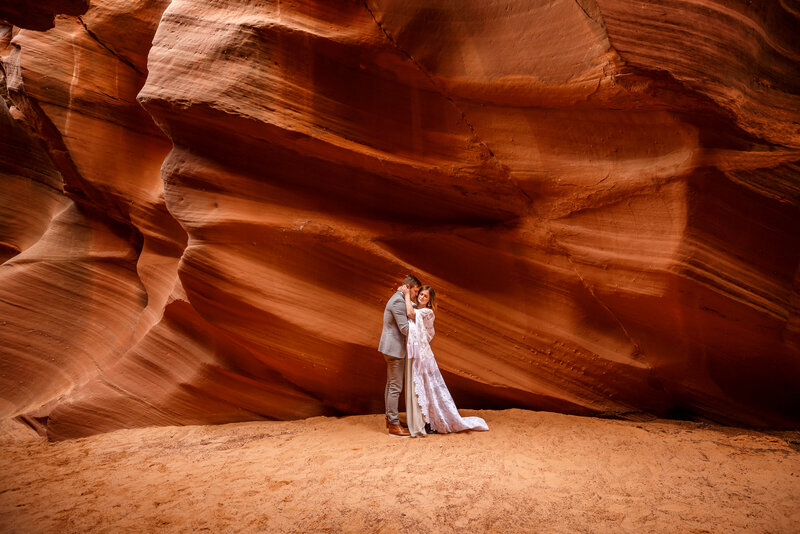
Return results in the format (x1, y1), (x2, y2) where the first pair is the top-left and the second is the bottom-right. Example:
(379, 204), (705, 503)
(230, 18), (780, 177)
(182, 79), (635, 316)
(417, 289), (430, 308)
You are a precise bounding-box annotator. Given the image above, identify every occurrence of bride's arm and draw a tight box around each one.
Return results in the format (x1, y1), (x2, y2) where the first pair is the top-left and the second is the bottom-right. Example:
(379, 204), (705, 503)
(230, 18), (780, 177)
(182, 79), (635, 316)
(399, 285), (416, 320)
(421, 309), (435, 341)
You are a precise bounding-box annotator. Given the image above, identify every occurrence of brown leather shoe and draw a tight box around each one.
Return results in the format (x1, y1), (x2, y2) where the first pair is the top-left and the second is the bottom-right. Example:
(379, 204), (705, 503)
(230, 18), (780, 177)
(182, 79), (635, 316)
(386, 420), (408, 430)
(387, 423), (411, 437)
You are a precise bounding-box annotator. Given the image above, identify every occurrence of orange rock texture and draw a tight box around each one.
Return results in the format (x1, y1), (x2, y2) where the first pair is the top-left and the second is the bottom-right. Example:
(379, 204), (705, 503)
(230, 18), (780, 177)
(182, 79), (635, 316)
(1, 0), (798, 439)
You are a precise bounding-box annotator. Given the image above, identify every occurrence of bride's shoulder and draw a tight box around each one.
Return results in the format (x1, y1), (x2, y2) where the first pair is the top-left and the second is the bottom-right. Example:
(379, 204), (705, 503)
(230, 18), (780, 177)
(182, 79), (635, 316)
(419, 307), (435, 318)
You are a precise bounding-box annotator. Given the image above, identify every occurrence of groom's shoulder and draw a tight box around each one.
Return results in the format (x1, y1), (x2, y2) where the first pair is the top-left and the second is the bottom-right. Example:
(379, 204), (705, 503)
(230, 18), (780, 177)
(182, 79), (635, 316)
(386, 291), (402, 306)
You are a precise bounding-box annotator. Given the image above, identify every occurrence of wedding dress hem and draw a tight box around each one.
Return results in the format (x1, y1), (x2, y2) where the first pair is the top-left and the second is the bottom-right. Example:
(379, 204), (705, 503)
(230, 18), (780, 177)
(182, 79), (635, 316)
(406, 308), (488, 436)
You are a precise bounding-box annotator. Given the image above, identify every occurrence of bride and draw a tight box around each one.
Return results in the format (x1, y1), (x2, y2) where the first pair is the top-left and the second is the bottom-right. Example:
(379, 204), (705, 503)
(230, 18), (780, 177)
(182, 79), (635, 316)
(399, 284), (489, 437)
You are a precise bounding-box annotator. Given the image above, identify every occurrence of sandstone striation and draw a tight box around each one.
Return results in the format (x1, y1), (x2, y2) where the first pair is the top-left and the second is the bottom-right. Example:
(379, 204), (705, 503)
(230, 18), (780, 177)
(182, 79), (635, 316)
(0, 0), (798, 439)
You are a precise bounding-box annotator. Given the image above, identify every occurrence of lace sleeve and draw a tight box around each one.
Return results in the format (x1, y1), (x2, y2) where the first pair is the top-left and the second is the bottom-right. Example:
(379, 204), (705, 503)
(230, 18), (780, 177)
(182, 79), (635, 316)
(419, 308), (435, 342)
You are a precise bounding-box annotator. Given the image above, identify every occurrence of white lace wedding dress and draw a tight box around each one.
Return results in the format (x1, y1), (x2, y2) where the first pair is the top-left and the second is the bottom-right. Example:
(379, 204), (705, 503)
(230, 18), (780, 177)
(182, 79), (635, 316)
(405, 307), (488, 436)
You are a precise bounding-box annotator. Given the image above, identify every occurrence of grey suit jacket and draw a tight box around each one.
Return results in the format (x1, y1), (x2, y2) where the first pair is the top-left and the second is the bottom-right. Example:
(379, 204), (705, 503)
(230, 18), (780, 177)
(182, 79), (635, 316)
(378, 291), (409, 359)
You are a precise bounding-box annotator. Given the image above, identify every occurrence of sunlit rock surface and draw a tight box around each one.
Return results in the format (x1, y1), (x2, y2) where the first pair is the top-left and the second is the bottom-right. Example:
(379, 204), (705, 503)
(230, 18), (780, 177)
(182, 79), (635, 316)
(1, 0), (798, 439)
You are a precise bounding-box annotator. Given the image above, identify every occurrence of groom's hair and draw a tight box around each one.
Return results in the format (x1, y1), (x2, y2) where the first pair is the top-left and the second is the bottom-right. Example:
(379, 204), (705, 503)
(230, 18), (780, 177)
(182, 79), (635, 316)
(402, 274), (421, 288)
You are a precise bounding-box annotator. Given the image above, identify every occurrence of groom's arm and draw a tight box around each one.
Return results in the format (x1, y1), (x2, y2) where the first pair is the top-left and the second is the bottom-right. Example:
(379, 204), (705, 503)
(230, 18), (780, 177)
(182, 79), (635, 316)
(391, 296), (410, 335)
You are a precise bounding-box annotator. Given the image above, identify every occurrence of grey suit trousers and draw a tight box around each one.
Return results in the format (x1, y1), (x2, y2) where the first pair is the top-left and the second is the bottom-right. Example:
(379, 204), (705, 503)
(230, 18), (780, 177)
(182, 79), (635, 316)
(384, 355), (404, 425)
(379, 291), (410, 424)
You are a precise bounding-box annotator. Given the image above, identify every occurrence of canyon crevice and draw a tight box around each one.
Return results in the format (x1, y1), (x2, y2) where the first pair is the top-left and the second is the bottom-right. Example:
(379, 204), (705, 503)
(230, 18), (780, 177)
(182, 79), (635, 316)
(1, 0), (798, 439)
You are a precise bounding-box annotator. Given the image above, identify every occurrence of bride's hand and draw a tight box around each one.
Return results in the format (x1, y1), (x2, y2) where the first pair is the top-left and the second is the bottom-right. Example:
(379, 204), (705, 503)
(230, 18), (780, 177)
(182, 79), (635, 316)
(398, 284), (409, 295)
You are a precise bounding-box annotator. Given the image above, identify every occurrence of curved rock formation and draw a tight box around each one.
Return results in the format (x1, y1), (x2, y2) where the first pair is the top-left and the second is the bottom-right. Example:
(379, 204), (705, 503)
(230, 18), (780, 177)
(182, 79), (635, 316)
(1, 0), (798, 439)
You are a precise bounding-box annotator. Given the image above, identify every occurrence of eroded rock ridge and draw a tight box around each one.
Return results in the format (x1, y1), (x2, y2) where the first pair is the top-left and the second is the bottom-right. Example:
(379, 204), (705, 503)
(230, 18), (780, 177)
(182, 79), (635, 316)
(1, 0), (798, 438)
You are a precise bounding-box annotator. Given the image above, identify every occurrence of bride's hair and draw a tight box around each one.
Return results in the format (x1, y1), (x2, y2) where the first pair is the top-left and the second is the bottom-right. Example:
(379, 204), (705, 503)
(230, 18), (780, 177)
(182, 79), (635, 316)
(419, 285), (437, 311)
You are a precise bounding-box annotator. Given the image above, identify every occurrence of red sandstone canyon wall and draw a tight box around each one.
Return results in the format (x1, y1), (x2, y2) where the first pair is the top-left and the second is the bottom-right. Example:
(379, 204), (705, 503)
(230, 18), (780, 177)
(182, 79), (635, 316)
(1, 0), (798, 439)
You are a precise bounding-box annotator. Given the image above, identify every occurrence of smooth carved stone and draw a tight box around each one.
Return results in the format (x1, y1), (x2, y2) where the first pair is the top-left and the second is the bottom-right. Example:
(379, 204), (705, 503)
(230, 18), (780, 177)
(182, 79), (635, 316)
(0, 0), (88, 32)
(0, 97), (68, 263)
(0, 0), (798, 438)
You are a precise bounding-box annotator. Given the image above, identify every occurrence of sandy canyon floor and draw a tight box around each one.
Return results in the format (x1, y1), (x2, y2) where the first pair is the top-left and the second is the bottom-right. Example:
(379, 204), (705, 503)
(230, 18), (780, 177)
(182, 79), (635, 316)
(1, 409), (799, 533)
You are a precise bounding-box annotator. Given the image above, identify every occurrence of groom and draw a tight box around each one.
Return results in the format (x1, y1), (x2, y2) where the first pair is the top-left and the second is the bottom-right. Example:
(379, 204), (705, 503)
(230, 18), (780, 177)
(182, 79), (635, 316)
(378, 274), (421, 437)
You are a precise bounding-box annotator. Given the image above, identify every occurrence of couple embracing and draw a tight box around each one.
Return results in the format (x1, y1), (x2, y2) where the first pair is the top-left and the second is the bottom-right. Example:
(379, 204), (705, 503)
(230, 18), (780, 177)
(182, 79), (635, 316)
(378, 275), (489, 437)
